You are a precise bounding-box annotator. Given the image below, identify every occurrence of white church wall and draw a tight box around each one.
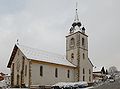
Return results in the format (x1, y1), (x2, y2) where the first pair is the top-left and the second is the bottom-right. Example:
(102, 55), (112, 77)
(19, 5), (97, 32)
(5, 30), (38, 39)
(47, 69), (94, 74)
(31, 61), (75, 86)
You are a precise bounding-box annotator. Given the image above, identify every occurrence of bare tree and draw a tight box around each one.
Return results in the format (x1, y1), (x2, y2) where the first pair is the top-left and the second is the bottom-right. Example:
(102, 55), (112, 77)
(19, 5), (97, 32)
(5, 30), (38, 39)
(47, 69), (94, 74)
(109, 66), (118, 75)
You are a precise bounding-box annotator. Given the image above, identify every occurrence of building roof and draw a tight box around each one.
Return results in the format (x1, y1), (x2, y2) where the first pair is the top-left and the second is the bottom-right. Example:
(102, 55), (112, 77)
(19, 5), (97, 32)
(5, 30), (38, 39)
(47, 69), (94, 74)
(88, 58), (94, 67)
(7, 44), (76, 68)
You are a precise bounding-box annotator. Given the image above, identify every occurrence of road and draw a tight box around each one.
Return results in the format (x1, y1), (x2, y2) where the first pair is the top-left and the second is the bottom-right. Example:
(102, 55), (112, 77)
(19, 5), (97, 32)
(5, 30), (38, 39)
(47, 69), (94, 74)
(93, 78), (120, 89)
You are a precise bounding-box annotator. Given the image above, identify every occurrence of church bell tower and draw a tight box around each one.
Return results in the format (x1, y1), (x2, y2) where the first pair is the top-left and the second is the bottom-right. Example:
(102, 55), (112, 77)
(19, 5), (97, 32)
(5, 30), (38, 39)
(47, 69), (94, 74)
(66, 5), (90, 82)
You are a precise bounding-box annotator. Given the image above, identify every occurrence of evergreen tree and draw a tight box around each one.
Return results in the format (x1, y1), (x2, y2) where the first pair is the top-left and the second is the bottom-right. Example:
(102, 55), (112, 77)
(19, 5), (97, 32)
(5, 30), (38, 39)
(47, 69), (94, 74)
(101, 67), (106, 74)
(106, 69), (108, 74)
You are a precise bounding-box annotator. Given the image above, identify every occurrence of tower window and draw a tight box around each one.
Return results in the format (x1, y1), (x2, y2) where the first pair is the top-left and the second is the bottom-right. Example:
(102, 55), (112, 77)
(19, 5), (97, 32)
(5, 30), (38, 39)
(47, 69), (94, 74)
(89, 76), (91, 81)
(67, 70), (70, 78)
(83, 76), (85, 81)
(40, 66), (43, 76)
(70, 38), (75, 48)
(71, 53), (74, 60)
(89, 69), (91, 74)
(55, 68), (58, 78)
(82, 38), (85, 46)
(83, 68), (85, 74)
(83, 53), (85, 59)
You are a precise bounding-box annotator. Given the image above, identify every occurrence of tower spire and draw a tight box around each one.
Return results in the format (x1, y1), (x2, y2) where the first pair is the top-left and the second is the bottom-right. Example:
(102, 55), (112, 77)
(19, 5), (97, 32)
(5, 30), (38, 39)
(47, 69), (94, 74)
(70, 2), (82, 34)
(74, 2), (79, 22)
(72, 2), (81, 27)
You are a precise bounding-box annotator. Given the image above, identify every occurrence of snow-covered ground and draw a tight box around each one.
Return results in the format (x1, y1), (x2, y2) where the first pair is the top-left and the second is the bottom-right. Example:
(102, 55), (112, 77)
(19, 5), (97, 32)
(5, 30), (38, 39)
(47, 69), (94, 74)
(76, 86), (93, 89)
(52, 81), (94, 89)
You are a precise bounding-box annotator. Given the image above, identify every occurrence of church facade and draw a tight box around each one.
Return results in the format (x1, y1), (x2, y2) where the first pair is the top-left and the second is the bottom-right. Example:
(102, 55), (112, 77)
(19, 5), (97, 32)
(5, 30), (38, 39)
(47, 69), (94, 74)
(7, 8), (93, 88)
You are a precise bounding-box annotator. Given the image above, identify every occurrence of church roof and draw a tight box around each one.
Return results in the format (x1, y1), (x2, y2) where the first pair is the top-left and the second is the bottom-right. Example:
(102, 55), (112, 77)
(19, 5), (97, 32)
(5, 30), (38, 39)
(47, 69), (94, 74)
(7, 44), (76, 68)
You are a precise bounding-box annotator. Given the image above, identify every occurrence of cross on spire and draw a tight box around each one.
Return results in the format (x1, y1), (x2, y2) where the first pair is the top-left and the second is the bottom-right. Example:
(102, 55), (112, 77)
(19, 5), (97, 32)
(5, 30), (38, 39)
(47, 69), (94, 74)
(16, 38), (19, 45)
(74, 2), (79, 22)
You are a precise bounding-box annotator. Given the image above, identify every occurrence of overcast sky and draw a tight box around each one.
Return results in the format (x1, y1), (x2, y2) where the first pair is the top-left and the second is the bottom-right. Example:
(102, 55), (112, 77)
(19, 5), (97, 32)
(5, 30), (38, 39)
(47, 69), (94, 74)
(0, 0), (120, 73)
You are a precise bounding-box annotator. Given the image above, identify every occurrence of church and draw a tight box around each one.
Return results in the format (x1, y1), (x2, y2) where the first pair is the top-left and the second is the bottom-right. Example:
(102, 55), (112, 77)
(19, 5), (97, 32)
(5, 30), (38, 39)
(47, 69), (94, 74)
(7, 7), (93, 88)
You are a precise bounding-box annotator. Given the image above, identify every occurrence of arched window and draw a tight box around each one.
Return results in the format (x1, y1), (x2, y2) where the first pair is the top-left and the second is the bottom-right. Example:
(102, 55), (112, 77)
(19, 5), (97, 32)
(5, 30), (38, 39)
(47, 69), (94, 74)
(40, 66), (43, 76)
(55, 68), (58, 78)
(83, 76), (85, 81)
(89, 76), (91, 81)
(17, 74), (19, 85)
(67, 70), (70, 78)
(83, 68), (85, 74)
(71, 53), (74, 60)
(70, 38), (75, 48)
(82, 38), (85, 46)
(89, 69), (91, 74)
(25, 65), (27, 76)
(83, 53), (85, 59)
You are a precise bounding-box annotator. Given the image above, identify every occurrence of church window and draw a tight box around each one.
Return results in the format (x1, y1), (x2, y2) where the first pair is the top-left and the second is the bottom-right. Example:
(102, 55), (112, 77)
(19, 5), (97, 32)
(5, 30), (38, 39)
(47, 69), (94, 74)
(71, 53), (74, 60)
(82, 38), (85, 46)
(83, 76), (85, 81)
(67, 70), (70, 78)
(89, 69), (91, 74)
(40, 66), (43, 76)
(55, 68), (58, 78)
(83, 53), (85, 59)
(70, 38), (75, 48)
(25, 65), (27, 76)
(89, 76), (91, 81)
(83, 68), (85, 74)
(17, 74), (19, 85)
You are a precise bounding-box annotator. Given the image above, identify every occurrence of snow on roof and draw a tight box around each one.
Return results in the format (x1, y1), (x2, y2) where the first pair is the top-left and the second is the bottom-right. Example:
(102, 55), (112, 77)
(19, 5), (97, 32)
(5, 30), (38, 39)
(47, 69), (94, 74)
(17, 44), (76, 67)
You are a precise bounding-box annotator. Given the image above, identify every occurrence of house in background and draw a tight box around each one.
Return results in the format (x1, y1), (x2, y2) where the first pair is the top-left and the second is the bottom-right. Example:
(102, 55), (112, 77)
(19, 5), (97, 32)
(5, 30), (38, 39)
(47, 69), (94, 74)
(93, 71), (105, 82)
(93, 67), (107, 82)
(7, 8), (93, 88)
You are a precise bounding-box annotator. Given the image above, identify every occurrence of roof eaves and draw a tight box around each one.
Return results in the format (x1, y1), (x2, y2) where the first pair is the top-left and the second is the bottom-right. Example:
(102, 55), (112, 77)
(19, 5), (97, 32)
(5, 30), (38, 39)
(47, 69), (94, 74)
(30, 58), (76, 68)
(88, 58), (94, 67)
(7, 44), (18, 68)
